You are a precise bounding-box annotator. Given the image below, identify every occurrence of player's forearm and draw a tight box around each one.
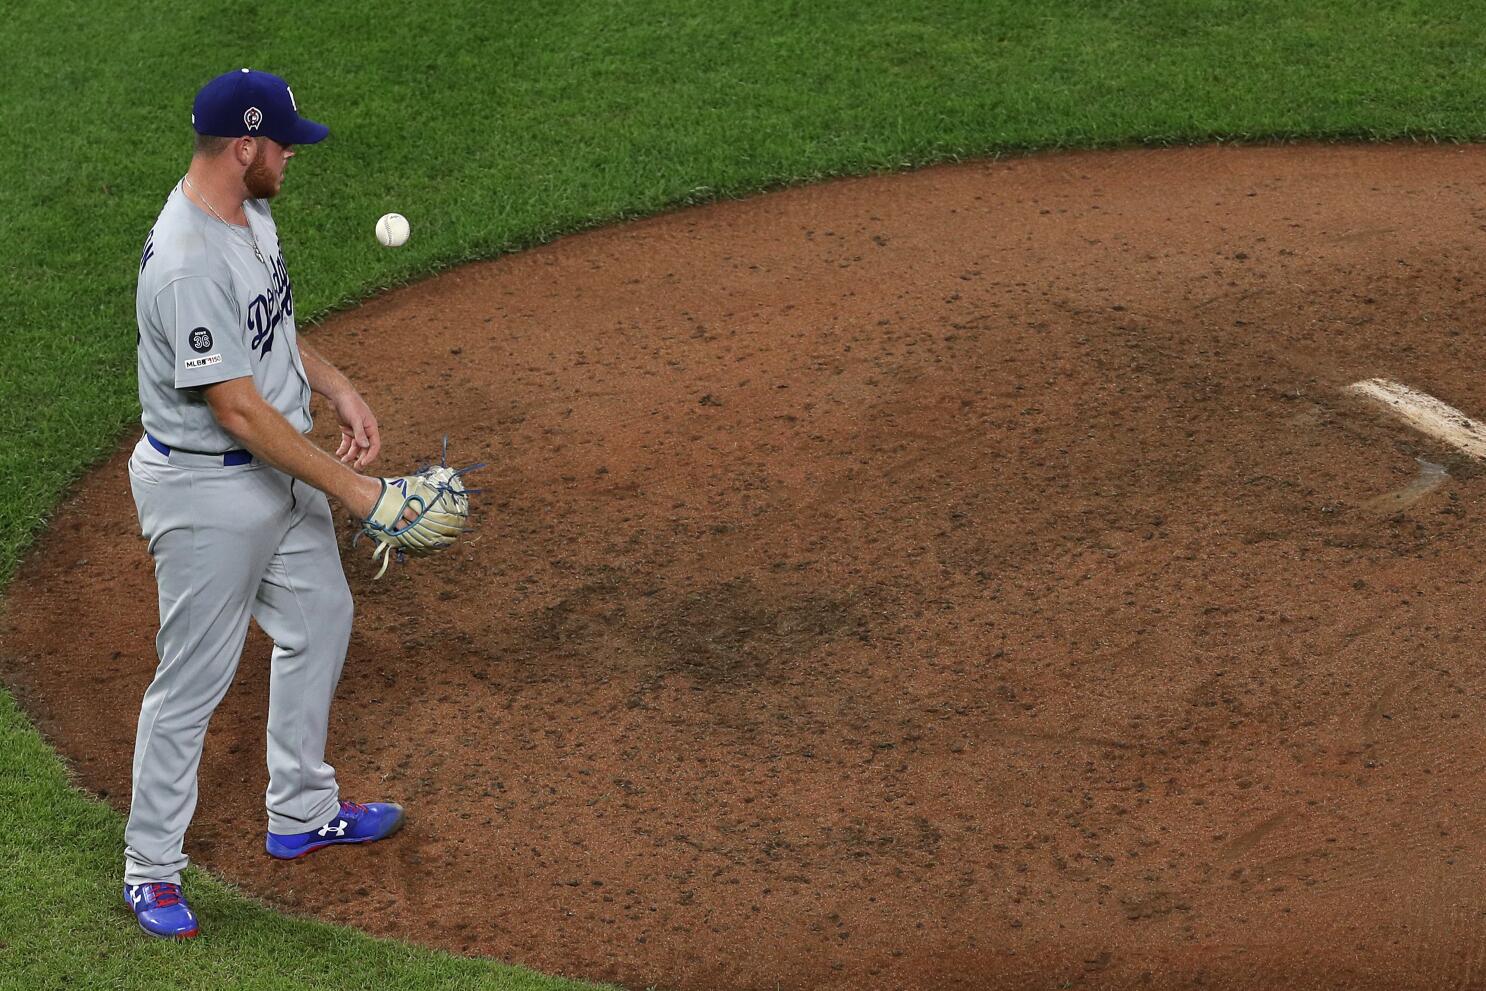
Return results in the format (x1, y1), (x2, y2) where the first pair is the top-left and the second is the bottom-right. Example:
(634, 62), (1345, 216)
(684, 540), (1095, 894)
(206, 381), (378, 515)
(225, 405), (370, 508)
(298, 341), (355, 401)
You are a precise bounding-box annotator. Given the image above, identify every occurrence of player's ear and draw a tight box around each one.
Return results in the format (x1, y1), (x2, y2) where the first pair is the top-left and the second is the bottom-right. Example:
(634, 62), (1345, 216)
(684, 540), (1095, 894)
(234, 137), (256, 167)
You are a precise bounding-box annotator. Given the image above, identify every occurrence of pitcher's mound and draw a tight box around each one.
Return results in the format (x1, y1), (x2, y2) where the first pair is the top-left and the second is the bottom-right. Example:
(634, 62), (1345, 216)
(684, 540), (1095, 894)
(8, 144), (1486, 990)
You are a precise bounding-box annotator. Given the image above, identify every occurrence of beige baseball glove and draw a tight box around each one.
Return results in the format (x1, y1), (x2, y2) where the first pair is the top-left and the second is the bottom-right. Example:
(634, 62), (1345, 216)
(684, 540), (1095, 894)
(361, 455), (481, 579)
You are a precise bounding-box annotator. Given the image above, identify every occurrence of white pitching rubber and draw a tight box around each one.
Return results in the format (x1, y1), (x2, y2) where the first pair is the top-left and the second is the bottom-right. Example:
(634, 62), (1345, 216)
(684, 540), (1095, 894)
(1346, 378), (1486, 459)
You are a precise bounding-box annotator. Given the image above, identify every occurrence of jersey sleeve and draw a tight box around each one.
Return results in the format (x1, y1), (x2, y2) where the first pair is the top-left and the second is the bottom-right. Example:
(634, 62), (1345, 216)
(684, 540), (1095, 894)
(153, 276), (252, 389)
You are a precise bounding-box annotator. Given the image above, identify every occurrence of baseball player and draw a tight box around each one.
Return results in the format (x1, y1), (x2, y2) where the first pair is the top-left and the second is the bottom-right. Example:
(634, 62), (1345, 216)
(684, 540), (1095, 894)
(123, 68), (405, 939)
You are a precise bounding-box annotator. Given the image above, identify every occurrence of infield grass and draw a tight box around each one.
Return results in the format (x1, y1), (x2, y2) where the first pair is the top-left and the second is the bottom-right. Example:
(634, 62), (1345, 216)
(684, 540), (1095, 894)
(3, 0), (1486, 987)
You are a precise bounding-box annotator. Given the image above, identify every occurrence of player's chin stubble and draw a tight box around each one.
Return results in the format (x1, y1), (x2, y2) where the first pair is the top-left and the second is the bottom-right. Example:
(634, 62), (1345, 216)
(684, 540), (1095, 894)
(244, 146), (281, 200)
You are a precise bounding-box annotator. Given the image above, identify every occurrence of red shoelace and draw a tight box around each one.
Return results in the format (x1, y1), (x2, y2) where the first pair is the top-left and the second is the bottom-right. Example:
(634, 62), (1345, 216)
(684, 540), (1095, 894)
(142, 883), (182, 908)
(339, 800), (370, 816)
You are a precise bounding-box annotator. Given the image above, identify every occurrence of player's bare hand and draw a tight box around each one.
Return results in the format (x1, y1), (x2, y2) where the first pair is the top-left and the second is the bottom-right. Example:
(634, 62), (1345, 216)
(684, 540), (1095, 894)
(331, 389), (381, 468)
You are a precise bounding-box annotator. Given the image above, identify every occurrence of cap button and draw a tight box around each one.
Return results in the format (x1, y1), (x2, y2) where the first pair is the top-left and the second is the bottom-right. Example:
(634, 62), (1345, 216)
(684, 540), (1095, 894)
(241, 67), (250, 73)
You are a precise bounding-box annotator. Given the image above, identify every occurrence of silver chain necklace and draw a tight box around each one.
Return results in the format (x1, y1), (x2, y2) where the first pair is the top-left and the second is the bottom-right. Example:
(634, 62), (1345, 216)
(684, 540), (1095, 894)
(182, 174), (267, 266)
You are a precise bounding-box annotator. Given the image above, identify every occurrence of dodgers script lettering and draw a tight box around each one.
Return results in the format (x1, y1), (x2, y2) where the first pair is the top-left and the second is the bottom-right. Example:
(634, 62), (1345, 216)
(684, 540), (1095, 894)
(247, 254), (294, 358)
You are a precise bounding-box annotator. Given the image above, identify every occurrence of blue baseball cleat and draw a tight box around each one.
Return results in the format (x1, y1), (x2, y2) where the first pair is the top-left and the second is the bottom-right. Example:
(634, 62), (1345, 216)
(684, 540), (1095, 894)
(265, 800), (405, 860)
(123, 882), (199, 939)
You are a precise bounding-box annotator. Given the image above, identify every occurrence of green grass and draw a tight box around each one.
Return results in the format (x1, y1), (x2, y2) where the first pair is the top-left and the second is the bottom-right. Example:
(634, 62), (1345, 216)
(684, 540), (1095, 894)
(3, 0), (1486, 987)
(0, 694), (605, 991)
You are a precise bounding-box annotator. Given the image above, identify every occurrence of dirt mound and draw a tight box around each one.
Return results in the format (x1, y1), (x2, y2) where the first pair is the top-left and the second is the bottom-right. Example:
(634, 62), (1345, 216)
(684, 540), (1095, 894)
(8, 145), (1486, 990)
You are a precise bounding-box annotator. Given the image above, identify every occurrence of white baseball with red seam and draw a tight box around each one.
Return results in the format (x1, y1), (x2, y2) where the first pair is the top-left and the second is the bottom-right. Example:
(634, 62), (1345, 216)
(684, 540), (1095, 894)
(375, 212), (410, 247)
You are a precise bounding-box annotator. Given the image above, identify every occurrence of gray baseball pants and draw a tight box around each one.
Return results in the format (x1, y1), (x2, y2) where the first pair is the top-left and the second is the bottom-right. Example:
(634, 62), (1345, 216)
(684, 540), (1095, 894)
(124, 435), (353, 885)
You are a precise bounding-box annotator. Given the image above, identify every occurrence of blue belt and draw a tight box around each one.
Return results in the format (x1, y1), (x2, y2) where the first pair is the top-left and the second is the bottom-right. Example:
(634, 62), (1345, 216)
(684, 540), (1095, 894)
(147, 433), (253, 467)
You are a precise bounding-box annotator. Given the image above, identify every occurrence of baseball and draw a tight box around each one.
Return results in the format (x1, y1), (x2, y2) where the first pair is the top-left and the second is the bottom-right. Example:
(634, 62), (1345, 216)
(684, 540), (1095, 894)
(375, 212), (410, 248)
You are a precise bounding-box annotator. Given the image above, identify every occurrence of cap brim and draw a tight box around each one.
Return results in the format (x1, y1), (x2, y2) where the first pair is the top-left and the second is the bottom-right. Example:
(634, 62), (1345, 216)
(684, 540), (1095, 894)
(285, 117), (329, 145)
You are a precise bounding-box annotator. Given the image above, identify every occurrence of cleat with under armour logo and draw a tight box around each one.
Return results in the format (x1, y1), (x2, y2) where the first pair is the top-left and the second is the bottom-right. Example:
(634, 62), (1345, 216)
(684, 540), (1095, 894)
(264, 800), (405, 859)
(122, 882), (200, 939)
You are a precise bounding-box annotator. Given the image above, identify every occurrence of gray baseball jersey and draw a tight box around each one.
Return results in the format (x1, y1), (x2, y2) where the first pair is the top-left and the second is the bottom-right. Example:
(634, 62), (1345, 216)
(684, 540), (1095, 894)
(136, 183), (311, 450)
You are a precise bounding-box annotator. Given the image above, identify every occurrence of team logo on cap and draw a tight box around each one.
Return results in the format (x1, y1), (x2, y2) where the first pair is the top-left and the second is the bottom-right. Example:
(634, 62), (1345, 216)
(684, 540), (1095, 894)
(244, 106), (263, 131)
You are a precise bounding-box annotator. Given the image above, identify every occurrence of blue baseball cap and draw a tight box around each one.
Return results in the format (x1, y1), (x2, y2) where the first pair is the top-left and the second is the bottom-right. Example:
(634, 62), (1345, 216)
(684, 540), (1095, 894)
(191, 68), (329, 145)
